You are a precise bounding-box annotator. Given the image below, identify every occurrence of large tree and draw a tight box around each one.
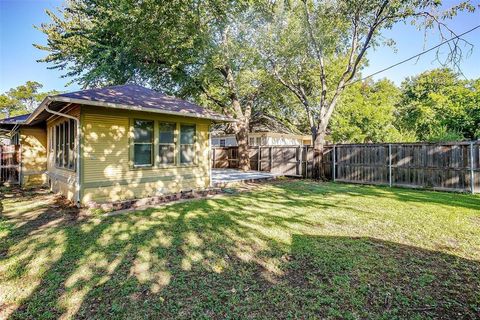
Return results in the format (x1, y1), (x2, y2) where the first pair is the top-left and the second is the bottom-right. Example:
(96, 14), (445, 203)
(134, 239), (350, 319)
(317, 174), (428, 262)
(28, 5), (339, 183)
(36, 0), (274, 170)
(397, 68), (480, 141)
(330, 79), (416, 143)
(259, 0), (474, 175)
(0, 81), (59, 119)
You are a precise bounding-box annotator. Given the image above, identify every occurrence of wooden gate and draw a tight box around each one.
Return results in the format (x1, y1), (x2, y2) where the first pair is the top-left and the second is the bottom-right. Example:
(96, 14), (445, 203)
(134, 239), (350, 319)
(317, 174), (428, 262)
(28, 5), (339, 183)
(0, 145), (21, 185)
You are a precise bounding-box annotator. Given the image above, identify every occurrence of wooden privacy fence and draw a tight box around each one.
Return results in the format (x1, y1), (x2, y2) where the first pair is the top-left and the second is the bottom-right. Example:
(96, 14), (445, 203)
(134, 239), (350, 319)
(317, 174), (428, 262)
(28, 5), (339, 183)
(332, 141), (479, 193)
(212, 146), (332, 179)
(212, 141), (479, 193)
(0, 145), (21, 185)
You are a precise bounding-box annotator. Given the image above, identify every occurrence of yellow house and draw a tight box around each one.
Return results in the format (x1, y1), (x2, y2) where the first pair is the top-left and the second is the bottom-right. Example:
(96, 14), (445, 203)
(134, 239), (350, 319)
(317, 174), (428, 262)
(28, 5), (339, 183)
(0, 85), (232, 206)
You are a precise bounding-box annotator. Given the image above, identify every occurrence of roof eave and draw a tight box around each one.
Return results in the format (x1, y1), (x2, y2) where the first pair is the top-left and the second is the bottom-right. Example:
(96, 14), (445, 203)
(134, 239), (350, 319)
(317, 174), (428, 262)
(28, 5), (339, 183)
(26, 96), (235, 123)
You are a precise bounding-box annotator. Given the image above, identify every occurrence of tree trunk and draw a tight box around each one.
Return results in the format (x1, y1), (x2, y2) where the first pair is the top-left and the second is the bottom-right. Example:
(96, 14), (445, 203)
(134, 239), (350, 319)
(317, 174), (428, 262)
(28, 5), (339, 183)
(313, 125), (327, 180)
(236, 119), (250, 171)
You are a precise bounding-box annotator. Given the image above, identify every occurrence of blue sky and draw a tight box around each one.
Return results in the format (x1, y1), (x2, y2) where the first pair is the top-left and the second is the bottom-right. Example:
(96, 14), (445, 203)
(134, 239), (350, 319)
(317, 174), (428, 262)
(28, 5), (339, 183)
(0, 0), (479, 93)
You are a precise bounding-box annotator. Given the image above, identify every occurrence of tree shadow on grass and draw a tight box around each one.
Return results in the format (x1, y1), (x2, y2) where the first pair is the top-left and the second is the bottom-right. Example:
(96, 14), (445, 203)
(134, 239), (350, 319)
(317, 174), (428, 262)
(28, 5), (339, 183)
(3, 183), (480, 319)
(284, 235), (480, 319)
(320, 181), (480, 211)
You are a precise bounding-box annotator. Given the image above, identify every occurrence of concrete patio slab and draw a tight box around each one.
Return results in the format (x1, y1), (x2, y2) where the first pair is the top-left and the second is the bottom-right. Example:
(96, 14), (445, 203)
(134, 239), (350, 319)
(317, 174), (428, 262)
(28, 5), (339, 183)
(211, 168), (282, 187)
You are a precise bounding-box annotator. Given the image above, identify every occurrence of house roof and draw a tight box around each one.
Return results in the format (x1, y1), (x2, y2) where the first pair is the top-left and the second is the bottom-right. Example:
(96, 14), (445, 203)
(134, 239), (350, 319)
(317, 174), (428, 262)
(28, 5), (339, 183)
(211, 112), (309, 137)
(2, 85), (233, 128)
(54, 85), (232, 121)
(0, 113), (31, 124)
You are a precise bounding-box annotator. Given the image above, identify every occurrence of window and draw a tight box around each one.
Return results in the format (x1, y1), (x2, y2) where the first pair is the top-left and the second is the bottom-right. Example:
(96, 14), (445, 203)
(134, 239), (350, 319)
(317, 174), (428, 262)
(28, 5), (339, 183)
(255, 137), (261, 146)
(219, 139), (226, 147)
(48, 127), (54, 152)
(53, 119), (76, 170)
(11, 132), (19, 145)
(158, 122), (175, 165)
(56, 124), (62, 166)
(249, 137), (255, 146)
(63, 122), (68, 167)
(180, 124), (196, 164)
(133, 120), (154, 166)
(69, 119), (76, 169)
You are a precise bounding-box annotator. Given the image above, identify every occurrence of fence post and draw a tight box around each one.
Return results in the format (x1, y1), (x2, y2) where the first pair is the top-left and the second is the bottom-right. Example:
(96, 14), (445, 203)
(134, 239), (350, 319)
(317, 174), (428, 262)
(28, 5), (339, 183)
(388, 144), (392, 187)
(296, 146), (300, 176)
(269, 146), (272, 172)
(333, 145), (336, 182)
(306, 147), (309, 178)
(258, 146), (261, 171)
(470, 141), (475, 194)
(212, 147), (216, 169)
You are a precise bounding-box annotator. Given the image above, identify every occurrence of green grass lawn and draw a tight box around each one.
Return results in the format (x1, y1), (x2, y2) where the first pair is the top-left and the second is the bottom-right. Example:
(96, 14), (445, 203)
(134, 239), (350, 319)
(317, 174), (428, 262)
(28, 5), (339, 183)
(1, 181), (479, 319)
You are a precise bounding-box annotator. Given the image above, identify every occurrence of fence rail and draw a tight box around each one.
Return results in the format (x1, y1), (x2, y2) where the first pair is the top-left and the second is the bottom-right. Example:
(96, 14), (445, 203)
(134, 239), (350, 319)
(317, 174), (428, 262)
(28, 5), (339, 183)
(212, 141), (479, 194)
(0, 145), (21, 185)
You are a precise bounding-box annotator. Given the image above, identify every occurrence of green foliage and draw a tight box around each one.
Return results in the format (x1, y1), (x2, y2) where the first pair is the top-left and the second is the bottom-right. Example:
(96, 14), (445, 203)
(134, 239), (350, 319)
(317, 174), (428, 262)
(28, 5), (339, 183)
(397, 68), (480, 141)
(0, 81), (60, 119)
(331, 79), (415, 143)
(424, 126), (466, 143)
(35, 1), (477, 144)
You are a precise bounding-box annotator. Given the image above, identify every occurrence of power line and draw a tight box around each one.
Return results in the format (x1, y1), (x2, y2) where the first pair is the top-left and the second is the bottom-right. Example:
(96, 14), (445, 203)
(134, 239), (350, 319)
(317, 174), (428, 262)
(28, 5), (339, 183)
(350, 24), (480, 85)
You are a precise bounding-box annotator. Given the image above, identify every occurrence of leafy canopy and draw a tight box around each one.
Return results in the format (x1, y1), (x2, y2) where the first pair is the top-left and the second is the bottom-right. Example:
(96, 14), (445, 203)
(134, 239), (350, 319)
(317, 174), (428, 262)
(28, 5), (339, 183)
(0, 81), (60, 119)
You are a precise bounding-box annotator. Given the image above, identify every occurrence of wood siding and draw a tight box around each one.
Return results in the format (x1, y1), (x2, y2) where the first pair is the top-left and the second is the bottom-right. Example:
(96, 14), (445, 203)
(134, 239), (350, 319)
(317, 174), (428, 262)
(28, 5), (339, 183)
(19, 127), (47, 187)
(80, 106), (211, 204)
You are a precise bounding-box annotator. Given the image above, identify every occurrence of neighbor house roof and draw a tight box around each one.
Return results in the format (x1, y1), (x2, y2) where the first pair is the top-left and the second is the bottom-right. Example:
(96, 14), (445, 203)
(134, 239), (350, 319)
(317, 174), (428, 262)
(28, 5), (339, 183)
(0, 113), (31, 124)
(12, 84), (233, 127)
(211, 112), (308, 137)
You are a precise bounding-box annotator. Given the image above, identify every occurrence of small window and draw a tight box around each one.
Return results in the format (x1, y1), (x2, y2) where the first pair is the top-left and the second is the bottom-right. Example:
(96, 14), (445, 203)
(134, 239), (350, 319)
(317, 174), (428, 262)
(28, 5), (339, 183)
(180, 124), (196, 164)
(133, 119), (154, 166)
(55, 125), (60, 165)
(57, 123), (65, 167)
(219, 139), (226, 147)
(159, 122), (176, 165)
(63, 122), (68, 167)
(249, 137), (254, 146)
(256, 137), (261, 146)
(11, 132), (19, 145)
(68, 119), (76, 169)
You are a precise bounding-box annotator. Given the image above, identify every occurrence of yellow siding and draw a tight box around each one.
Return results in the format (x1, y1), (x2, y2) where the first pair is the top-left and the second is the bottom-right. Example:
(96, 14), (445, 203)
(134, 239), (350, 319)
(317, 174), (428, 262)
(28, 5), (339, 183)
(20, 127), (47, 187)
(81, 106), (212, 204)
(46, 106), (80, 202)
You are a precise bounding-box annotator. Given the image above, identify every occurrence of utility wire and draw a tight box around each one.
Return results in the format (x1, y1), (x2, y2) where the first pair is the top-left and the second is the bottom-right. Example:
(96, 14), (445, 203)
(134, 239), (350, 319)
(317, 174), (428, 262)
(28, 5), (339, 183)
(350, 24), (480, 85)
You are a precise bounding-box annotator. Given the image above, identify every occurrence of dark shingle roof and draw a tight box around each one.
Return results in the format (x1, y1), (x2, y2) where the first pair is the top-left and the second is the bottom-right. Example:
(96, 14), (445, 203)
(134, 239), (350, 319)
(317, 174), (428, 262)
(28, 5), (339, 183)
(55, 84), (230, 121)
(0, 113), (31, 124)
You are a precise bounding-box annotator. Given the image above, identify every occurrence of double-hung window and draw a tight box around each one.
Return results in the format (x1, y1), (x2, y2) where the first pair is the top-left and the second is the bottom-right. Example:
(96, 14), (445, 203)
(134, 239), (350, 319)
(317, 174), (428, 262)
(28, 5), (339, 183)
(180, 124), (196, 165)
(158, 122), (176, 165)
(133, 120), (154, 166)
